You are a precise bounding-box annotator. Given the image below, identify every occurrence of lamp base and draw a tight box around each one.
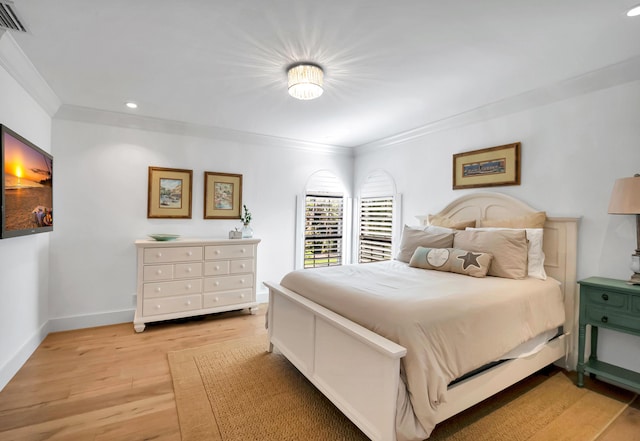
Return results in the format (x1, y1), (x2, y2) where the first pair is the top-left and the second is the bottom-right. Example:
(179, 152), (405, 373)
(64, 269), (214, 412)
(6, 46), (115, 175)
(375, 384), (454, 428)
(629, 272), (640, 285)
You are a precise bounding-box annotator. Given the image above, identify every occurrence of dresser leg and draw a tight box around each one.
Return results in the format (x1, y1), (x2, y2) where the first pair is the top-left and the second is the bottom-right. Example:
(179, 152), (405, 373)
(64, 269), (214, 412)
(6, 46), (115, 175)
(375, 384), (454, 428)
(577, 323), (586, 387)
(134, 323), (146, 333)
(249, 306), (258, 315)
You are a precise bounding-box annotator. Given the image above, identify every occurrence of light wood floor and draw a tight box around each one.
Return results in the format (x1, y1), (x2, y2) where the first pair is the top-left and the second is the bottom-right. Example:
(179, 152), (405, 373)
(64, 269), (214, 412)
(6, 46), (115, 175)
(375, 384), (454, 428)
(0, 305), (638, 441)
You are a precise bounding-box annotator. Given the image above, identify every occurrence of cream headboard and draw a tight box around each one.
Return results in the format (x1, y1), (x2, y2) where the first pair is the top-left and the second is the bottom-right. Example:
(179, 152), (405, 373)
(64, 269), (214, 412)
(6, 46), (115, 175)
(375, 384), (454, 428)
(416, 192), (580, 368)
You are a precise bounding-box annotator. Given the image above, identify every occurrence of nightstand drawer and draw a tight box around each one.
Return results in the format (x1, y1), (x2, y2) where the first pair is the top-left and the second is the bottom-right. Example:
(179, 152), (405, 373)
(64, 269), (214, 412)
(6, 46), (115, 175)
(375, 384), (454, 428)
(633, 296), (640, 314)
(583, 288), (628, 309)
(585, 307), (640, 332)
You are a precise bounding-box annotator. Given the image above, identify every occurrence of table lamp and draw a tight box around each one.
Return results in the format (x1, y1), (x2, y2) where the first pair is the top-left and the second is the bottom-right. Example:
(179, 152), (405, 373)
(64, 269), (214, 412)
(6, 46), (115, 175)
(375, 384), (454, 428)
(608, 174), (640, 284)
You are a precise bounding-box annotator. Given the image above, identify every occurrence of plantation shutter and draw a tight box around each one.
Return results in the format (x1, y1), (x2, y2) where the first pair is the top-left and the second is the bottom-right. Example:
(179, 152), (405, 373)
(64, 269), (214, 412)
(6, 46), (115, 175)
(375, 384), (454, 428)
(358, 196), (393, 262)
(357, 170), (400, 263)
(304, 194), (344, 268)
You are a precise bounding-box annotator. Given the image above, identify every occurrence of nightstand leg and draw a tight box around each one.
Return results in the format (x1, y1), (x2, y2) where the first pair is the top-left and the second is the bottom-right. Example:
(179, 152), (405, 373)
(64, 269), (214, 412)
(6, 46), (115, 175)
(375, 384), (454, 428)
(577, 323), (586, 387)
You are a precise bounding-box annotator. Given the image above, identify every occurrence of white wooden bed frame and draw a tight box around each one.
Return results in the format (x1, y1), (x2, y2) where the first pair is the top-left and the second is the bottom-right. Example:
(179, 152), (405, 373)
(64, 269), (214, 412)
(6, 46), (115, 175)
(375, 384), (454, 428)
(264, 192), (579, 441)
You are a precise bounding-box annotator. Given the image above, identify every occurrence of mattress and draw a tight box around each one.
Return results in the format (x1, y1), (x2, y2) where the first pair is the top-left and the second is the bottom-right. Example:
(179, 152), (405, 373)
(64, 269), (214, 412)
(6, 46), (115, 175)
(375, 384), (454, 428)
(280, 260), (565, 440)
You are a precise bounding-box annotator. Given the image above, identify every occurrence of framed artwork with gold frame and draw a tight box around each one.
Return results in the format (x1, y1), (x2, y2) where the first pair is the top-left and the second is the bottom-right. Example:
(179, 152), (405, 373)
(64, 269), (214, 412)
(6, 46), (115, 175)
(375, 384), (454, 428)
(147, 166), (193, 218)
(453, 142), (521, 190)
(204, 171), (243, 219)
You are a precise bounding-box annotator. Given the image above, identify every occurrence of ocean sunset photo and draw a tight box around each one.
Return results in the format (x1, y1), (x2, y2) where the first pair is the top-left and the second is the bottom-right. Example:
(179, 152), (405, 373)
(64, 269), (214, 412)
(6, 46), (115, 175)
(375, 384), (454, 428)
(2, 128), (53, 234)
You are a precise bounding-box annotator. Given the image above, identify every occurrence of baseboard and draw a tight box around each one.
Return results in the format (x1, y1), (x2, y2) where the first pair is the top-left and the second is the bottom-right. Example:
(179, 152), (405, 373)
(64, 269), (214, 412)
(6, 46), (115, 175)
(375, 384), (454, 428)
(0, 320), (50, 391)
(48, 309), (136, 333)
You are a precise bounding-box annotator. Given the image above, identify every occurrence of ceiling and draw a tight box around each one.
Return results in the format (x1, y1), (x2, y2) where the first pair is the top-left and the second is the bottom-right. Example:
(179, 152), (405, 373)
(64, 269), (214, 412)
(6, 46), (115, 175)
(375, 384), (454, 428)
(6, 0), (640, 148)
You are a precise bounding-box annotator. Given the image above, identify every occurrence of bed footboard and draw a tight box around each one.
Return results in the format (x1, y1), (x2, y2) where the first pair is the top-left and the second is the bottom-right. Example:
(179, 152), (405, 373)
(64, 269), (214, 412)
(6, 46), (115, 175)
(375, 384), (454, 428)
(264, 281), (407, 441)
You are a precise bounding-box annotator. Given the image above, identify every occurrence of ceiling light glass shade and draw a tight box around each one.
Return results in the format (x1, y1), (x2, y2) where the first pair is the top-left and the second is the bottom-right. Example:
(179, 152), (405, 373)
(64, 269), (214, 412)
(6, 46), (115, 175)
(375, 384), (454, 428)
(627, 5), (640, 16)
(288, 64), (323, 100)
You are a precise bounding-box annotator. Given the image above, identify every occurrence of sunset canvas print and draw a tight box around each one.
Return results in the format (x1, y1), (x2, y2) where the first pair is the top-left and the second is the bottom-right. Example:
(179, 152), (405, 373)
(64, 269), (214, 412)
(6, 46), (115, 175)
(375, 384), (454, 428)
(1, 126), (53, 238)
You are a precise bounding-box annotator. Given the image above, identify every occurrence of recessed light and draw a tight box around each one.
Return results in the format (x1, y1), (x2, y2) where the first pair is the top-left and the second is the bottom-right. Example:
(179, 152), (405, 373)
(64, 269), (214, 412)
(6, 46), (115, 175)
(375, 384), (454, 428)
(125, 102), (138, 109)
(627, 5), (640, 16)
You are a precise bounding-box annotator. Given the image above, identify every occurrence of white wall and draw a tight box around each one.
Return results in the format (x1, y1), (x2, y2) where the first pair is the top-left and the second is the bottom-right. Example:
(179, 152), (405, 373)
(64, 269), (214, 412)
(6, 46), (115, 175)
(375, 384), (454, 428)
(355, 80), (640, 373)
(0, 47), (53, 388)
(49, 119), (353, 329)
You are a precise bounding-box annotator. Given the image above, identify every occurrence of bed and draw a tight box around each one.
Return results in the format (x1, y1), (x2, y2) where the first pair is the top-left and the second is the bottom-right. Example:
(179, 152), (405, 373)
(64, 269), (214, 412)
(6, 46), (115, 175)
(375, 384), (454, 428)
(264, 192), (579, 441)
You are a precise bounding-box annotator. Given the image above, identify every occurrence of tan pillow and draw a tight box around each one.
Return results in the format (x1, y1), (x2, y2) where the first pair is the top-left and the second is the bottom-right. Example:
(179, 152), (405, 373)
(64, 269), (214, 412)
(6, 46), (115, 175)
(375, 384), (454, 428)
(428, 214), (476, 230)
(409, 247), (493, 278)
(453, 229), (528, 279)
(395, 225), (454, 263)
(479, 211), (546, 229)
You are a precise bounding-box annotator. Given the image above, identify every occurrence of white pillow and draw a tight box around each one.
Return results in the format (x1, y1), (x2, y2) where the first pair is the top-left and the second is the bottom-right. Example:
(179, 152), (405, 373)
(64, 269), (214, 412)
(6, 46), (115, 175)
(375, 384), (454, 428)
(466, 227), (547, 280)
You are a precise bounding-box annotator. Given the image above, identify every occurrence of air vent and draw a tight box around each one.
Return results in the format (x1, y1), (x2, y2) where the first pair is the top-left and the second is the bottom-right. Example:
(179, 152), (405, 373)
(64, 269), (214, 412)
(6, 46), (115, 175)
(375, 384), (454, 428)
(0, 1), (26, 32)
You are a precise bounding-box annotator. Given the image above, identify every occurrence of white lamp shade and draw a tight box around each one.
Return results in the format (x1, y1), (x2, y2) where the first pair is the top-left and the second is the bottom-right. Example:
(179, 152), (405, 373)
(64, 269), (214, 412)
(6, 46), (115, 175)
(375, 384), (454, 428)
(608, 175), (640, 214)
(288, 64), (323, 100)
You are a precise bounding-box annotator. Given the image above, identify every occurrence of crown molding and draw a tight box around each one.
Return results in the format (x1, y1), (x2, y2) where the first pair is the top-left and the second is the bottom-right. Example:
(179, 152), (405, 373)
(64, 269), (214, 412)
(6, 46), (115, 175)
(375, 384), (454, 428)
(355, 55), (640, 156)
(0, 31), (61, 116)
(54, 104), (353, 157)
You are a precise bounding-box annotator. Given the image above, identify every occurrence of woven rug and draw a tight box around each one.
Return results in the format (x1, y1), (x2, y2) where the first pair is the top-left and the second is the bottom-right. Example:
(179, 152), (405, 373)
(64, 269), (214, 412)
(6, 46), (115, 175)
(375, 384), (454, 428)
(168, 334), (634, 441)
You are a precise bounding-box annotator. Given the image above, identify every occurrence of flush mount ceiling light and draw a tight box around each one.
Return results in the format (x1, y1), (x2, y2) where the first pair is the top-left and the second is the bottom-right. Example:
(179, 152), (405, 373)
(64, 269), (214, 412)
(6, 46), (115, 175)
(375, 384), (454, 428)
(627, 5), (640, 16)
(125, 101), (138, 109)
(287, 63), (324, 100)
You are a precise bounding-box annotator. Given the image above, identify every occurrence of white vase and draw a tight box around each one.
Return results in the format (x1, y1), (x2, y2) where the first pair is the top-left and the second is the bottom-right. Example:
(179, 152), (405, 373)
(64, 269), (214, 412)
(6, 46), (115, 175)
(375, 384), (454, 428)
(242, 223), (253, 238)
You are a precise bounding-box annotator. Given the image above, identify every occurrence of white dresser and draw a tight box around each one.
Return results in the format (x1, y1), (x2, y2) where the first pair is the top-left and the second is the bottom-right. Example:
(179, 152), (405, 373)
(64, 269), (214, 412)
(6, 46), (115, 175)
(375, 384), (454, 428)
(134, 238), (260, 332)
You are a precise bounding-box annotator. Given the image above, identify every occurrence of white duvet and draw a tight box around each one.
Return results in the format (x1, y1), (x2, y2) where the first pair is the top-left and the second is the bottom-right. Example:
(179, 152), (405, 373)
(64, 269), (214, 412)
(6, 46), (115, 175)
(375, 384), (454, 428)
(280, 260), (565, 440)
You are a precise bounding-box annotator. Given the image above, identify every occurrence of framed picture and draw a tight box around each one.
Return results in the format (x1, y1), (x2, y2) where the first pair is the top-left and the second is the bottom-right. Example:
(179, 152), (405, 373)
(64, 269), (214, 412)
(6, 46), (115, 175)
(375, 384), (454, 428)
(147, 167), (193, 218)
(204, 171), (242, 219)
(452, 142), (521, 190)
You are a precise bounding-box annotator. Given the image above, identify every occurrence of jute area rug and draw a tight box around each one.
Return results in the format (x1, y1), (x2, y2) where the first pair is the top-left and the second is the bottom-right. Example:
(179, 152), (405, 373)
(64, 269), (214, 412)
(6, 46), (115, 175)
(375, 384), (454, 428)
(168, 334), (634, 441)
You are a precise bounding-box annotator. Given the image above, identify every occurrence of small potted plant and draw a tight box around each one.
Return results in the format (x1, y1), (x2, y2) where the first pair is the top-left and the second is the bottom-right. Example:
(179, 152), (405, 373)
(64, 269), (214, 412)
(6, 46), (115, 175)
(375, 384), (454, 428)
(240, 205), (253, 238)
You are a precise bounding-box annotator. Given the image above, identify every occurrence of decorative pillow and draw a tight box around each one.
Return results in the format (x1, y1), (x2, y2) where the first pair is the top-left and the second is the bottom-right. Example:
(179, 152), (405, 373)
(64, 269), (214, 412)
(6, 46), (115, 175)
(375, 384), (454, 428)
(453, 229), (528, 279)
(409, 247), (493, 278)
(428, 214), (476, 230)
(479, 211), (546, 229)
(469, 227), (546, 280)
(395, 225), (455, 263)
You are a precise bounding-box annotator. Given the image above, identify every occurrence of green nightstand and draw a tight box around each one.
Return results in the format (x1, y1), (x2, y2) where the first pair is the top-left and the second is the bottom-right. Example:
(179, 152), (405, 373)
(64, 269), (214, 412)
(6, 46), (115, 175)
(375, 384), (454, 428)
(577, 277), (640, 391)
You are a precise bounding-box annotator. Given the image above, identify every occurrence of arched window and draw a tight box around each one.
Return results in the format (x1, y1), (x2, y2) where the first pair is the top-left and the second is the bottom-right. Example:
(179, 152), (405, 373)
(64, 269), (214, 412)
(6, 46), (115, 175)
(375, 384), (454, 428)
(296, 170), (350, 269)
(356, 170), (401, 263)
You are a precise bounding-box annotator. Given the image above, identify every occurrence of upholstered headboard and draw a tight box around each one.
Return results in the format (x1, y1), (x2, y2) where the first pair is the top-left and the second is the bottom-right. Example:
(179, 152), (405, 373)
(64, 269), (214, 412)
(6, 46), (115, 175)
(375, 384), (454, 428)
(416, 192), (580, 368)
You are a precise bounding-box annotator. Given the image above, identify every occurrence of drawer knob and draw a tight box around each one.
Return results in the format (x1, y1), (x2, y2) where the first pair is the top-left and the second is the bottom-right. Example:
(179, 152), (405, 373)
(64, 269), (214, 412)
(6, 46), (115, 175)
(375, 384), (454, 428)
(240, 293), (245, 299)
(186, 300), (191, 306)
(186, 284), (192, 290)
(214, 297), (219, 302)
(240, 279), (245, 284)
(187, 251), (193, 256)
(215, 250), (220, 255)
(601, 316), (608, 323)
(155, 287), (162, 293)
(156, 252), (162, 258)
(601, 293), (609, 301)
(241, 248), (246, 253)
(214, 281), (219, 286)
(186, 267), (192, 273)
(240, 264), (246, 269)
(155, 304), (161, 309)
(215, 265), (220, 270)
(156, 270), (162, 275)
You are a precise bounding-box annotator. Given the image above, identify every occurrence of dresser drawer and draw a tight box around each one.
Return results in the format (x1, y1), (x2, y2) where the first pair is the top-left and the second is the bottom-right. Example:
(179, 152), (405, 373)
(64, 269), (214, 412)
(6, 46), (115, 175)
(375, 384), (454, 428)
(174, 262), (202, 279)
(632, 296), (640, 314)
(203, 289), (253, 308)
(585, 306), (640, 332)
(144, 264), (174, 281)
(230, 259), (254, 274)
(144, 246), (203, 264)
(583, 288), (628, 309)
(205, 244), (254, 260)
(143, 294), (202, 316)
(143, 279), (203, 298)
(204, 274), (254, 292)
(204, 261), (230, 276)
